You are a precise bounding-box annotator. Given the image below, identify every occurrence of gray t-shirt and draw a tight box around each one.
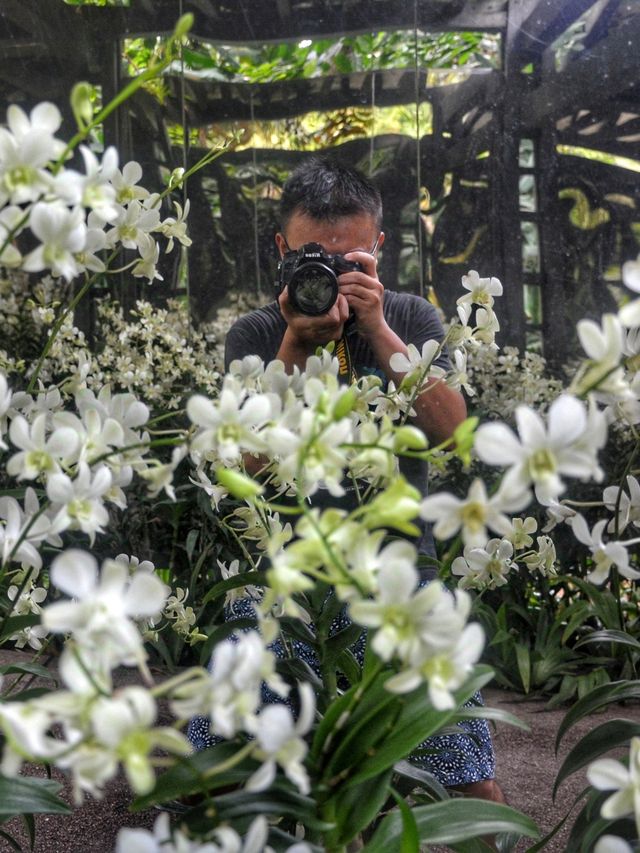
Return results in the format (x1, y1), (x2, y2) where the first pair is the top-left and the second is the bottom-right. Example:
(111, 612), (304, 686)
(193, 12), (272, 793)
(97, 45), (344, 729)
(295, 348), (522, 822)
(225, 291), (450, 567)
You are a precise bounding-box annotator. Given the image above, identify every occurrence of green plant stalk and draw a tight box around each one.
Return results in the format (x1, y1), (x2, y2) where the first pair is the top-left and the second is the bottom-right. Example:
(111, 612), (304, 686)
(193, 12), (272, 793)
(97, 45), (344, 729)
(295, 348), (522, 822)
(26, 257), (113, 393)
(52, 17), (192, 174)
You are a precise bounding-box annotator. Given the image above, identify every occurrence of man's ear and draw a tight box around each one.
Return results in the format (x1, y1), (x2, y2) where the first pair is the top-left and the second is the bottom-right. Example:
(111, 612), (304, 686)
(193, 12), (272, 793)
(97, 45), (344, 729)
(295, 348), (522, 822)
(275, 232), (287, 258)
(375, 231), (385, 253)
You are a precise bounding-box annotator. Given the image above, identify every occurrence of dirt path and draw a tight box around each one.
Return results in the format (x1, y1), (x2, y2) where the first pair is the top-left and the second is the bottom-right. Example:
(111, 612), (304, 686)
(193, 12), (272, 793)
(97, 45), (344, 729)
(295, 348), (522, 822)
(484, 686), (632, 852)
(2, 680), (634, 852)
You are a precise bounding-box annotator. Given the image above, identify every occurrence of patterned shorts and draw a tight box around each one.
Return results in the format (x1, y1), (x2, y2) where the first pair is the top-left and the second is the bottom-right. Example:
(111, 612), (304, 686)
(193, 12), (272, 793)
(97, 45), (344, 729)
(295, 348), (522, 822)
(187, 595), (496, 787)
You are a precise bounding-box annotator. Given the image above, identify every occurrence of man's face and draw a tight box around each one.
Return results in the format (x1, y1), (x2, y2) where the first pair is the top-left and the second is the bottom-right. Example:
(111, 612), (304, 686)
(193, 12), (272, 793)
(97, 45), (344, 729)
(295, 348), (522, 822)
(276, 211), (381, 258)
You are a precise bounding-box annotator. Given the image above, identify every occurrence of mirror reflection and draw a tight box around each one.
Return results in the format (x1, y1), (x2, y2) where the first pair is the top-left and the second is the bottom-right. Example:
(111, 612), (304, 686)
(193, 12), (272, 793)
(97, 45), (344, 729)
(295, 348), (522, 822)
(1, 0), (638, 362)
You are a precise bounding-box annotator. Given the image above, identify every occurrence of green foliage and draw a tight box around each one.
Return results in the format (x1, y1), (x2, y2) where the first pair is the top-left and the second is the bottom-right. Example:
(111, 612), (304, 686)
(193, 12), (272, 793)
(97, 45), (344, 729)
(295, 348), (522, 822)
(125, 30), (500, 88)
(473, 571), (639, 705)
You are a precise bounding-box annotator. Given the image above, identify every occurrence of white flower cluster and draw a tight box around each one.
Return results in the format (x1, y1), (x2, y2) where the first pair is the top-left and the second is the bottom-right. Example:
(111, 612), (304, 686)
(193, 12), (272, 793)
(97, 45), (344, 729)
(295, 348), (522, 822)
(185, 341), (484, 710)
(0, 550), (192, 804)
(116, 813), (311, 853)
(87, 299), (221, 408)
(465, 345), (563, 419)
(424, 260), (640, 590)
(0, 102), (189, 283)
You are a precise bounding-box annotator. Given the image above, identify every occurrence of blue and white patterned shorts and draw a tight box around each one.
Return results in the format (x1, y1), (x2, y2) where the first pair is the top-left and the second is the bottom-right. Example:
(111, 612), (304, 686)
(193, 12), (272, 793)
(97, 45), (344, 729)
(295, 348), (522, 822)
(187, 595), (496, 787)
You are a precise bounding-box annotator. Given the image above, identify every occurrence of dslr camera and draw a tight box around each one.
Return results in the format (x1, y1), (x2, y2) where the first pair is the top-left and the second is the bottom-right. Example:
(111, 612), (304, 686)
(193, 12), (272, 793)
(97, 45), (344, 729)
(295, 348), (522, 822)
(276, 242), (363, 316)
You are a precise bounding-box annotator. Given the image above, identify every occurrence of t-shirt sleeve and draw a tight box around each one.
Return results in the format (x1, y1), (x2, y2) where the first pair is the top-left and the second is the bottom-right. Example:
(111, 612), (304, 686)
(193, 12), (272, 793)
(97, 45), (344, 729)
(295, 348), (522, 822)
(223, 306), (286, 371)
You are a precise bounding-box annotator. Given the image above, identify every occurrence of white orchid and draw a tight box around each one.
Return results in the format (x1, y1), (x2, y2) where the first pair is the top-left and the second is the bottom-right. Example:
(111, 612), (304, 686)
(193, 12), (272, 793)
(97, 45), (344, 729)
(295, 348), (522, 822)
(54, 145), (119, 223)
(383, 586), (484, 710)
(188, 387), (271, 465)
(471, 306), (500, 348)
(447, 347), (475, 395)
(603, 476), (640, 534)
(389, 339), (440, 376)
(420, 477), (529, 548)
(587, 737), (640, 836)
(520, 535), (558, 576)
(105, 198), (160, 253)
(457, 270), (503, 324)
(620, 252), (640, 326)
(0, 205), (24, 267)
(573, 314), (629, 399)
(111, 160), (150, 205)
(89, 686), (190, 794)
(6, 412), (79, 480)
(539, 495), (577, 532)
(170, 631), (288, 739)
(506, 516), (537, 550)
(7, 581), (48, 649)
(0, 489), (50, 570)
(593, 837), (633, 853)
(0, 103), (63, 205)
(622, 253), (640, 292)
(247, 683), (315, 795)
(452, 538), (515, 590)
(42, 550), (169, 668)
(570, 515), (639, 585)
(159, 199), (192, 252)
(22, 202), (88, 282)
(350, 560), (432, 663)
(0, 373), (11, 445)
(116, 812), (306, 853)
(475, 394), (607, 502)
(131, 237), (163, 282)
(46, 462), (112, 543)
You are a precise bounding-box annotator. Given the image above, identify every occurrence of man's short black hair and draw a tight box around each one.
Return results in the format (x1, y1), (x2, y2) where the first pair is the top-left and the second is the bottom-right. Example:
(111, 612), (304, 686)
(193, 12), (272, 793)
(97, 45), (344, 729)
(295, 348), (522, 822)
(280, 156), (383, 230)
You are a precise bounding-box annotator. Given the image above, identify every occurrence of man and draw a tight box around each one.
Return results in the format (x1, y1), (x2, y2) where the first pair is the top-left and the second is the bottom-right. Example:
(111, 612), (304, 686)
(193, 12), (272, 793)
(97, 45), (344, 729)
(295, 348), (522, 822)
(218, 155), (504, 803)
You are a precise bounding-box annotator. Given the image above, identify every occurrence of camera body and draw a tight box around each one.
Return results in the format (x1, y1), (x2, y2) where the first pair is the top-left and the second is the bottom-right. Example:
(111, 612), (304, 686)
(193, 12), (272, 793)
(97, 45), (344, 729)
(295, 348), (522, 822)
(276, 242), (363, 316)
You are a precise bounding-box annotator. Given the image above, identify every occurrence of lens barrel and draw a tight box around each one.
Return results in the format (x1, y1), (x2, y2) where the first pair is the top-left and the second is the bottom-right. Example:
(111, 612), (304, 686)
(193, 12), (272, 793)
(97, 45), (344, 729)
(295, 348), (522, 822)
(288, 262), (338, 315)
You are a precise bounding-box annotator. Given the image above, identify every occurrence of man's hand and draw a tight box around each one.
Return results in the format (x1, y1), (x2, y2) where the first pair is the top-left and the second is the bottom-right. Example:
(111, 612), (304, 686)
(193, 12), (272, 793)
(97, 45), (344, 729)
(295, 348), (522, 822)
(338, 249), (385, 338)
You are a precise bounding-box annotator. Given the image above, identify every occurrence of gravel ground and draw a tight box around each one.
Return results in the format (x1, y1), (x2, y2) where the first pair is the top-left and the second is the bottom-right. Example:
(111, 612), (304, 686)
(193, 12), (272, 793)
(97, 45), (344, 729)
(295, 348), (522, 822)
(0, 659), (634, 852)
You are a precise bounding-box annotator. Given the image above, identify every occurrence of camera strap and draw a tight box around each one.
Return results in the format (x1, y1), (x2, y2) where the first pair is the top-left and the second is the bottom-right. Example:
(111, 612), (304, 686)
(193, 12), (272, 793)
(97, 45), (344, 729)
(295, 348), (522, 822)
(335, 335), (357, 384)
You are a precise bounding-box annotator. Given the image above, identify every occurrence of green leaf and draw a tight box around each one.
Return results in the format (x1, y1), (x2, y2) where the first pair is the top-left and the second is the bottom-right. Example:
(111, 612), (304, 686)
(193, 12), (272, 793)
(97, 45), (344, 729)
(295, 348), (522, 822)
(0, 828), (21, 852)
(131, 744), (242, 810)
(185, 529), (199, 561)
(392, 759), (449, 802)
(555, 680), (640, 751)
(344, 668), (494, 789)
(515, 643), (531, 693)
(365, 799), (539, 851)
(323, 623), (365, 667)
(213, 789), (332, 829)
(574, 630), (640, 652)
(201, 571), (269, 607)
(0, 662), (56, 681)
(0, 776), (70, 815)
(332, 770), (394, 844)
(449, 705), (530, 732)
(322, 695), (400, 779)
(310, 668), (390, 764)
(390, 786), (420, 853)
(553, 718), (640, 797)
(0, 615), (40, 641)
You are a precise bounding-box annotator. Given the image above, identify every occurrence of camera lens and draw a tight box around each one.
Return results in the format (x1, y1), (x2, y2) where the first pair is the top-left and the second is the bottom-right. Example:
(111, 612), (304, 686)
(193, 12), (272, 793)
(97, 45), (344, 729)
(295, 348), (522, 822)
(289, 263), (338, 315)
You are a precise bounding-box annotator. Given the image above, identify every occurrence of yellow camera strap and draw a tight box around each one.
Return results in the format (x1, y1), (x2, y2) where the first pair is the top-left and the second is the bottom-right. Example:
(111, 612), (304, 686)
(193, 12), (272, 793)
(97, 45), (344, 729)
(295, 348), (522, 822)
(335, 335), (357, 384)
